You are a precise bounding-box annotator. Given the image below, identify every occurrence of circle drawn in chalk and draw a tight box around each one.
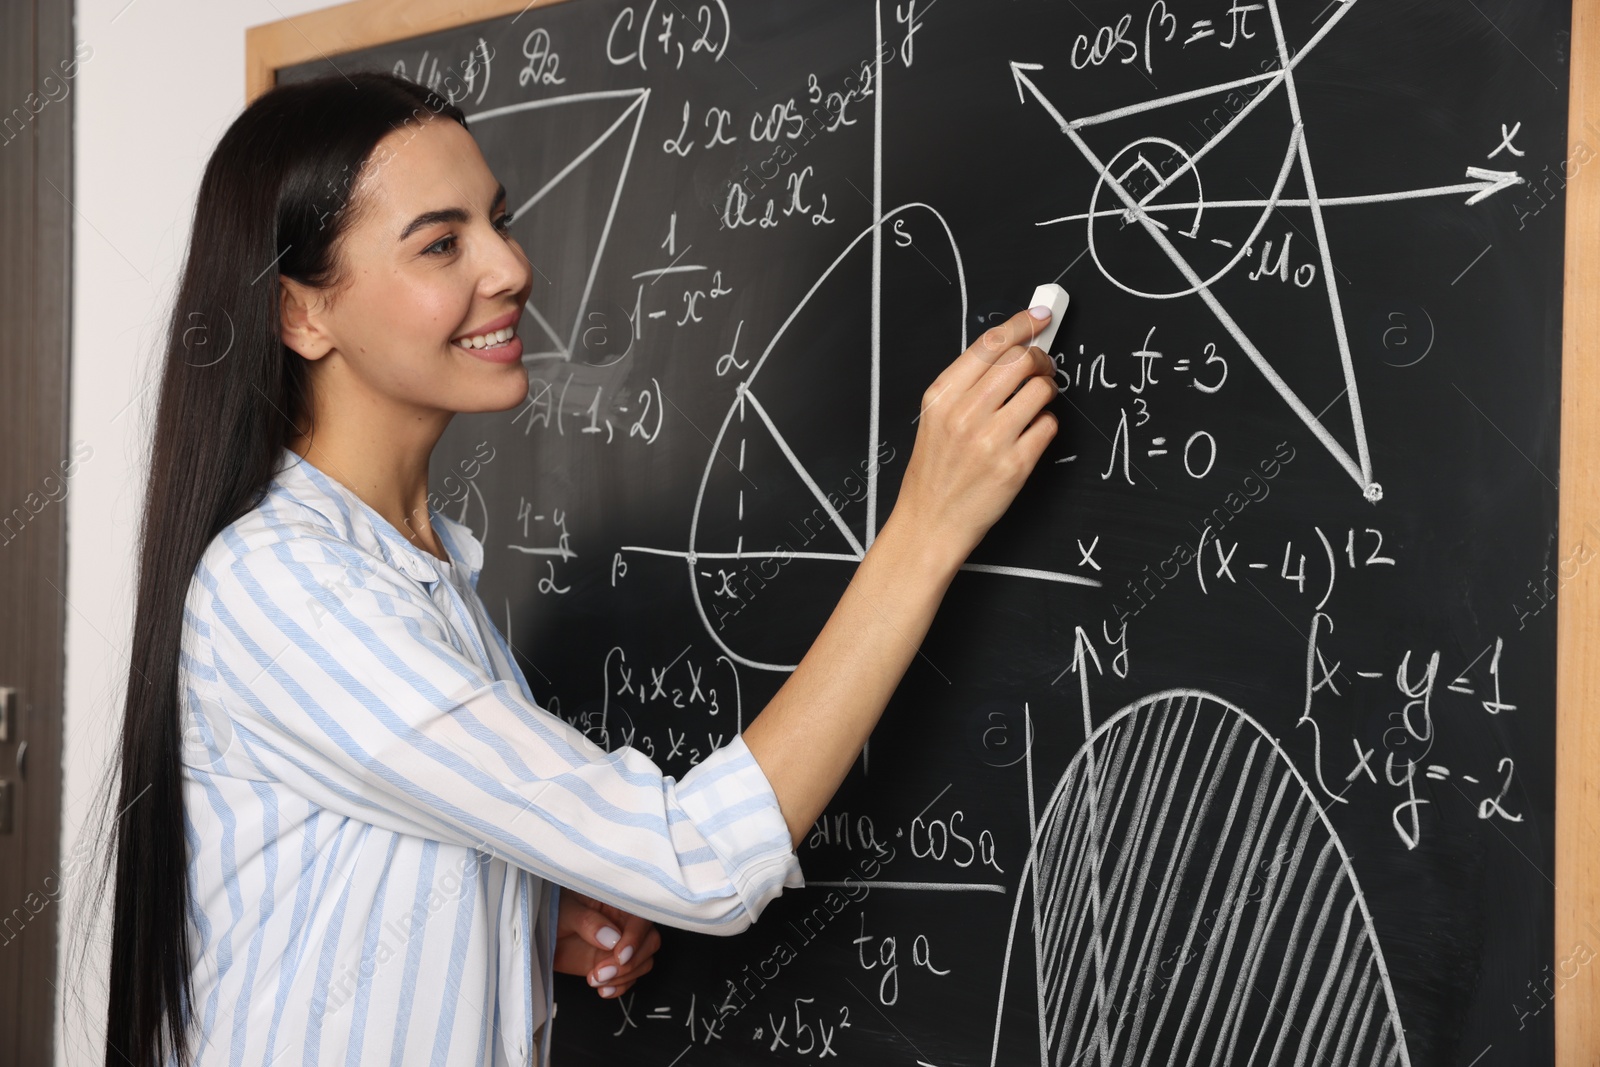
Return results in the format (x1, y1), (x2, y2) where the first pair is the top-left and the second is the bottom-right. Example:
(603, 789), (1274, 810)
(1086, 131), (1300, 301)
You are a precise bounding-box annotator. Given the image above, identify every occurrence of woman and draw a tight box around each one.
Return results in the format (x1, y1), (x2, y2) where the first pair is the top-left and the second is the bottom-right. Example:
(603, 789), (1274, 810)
(96, 70), (1061, 1066)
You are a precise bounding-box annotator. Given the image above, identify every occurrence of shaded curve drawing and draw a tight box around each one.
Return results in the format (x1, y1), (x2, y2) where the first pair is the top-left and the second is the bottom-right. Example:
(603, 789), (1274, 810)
(993, 689), (1411, 1067)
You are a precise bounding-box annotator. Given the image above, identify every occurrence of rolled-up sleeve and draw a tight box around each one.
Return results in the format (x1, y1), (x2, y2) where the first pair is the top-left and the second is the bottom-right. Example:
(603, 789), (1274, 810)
(194, 527), (803, 934)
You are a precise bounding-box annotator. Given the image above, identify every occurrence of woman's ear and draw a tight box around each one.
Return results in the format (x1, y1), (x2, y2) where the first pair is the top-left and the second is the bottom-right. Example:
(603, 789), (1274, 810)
(279, 275), (335, 361)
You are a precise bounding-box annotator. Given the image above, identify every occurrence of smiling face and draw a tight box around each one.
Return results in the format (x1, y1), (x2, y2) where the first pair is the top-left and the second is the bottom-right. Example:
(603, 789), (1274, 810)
(279, 115), (536, 432)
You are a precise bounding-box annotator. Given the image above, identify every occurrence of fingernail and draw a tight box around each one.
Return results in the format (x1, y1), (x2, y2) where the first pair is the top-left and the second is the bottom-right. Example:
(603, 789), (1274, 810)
(601, 985), (616, 997)
(618, 945), (635, 964)
(1029, 305), (1051, 320)
(595, 965), (618, 983)
(597, 926), (621, 949)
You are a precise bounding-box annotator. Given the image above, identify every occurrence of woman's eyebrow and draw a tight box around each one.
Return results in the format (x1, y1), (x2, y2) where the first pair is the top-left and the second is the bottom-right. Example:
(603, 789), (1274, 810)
(398, 182), (508, 242)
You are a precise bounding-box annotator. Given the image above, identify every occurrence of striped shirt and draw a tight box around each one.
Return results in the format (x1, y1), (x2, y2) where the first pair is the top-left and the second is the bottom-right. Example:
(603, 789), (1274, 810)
(174, 445), (804, 1066)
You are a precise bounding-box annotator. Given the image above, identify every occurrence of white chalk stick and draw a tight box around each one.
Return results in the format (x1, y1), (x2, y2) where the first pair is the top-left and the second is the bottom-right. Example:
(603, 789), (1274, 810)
(1025, 282), (1070, 356)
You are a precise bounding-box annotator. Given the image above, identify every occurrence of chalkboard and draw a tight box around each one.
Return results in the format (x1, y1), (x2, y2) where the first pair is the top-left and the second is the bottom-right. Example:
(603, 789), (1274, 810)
(268, 0), (1582, 1062)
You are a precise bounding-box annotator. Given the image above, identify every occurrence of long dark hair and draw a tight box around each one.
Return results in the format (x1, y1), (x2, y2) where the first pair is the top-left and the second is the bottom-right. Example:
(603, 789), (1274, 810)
(87, 70), (468, 1067)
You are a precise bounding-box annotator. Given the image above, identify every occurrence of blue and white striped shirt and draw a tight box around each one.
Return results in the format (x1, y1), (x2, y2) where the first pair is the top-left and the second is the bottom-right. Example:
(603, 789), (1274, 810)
(174, 446), (804, 1066)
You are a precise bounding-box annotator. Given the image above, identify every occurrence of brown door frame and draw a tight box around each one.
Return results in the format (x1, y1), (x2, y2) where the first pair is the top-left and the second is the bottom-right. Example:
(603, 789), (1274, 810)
(0, 0), (74, 1062)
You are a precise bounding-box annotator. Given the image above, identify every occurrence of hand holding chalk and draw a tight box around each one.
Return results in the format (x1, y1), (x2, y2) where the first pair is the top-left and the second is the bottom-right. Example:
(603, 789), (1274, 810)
(740, 286), (1070, 848)
(886, 287), (1067, 566)
(1025, 282), (1071, 357)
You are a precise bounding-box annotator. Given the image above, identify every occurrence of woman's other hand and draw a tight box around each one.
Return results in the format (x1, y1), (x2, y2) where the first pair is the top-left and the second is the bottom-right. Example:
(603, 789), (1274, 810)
(553, 889), (662, 999)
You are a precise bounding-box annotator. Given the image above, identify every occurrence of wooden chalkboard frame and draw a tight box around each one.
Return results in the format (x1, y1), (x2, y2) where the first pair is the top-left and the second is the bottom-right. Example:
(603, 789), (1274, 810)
(245, 0), (1600, 1060)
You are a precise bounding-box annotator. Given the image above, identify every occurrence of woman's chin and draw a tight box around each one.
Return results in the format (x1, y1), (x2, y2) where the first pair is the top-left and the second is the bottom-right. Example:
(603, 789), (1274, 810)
(478, 369), (531, 413)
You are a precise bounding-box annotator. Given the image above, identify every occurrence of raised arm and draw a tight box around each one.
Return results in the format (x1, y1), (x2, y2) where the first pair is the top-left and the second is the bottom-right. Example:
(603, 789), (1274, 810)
(741, 305), (1061, 847)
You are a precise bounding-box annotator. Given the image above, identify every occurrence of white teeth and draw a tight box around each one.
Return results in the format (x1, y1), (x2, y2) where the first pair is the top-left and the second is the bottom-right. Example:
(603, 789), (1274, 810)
(454, 325), (516, 349)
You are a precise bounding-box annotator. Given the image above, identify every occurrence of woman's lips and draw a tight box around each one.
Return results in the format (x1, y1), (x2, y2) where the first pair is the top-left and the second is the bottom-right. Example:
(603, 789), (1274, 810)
(451, 308), (520, 342)
(459, 332), (523, 364)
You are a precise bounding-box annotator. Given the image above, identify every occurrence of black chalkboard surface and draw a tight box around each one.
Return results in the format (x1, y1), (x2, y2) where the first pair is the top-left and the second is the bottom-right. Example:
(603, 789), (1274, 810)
(279, 0), (1573, 1061)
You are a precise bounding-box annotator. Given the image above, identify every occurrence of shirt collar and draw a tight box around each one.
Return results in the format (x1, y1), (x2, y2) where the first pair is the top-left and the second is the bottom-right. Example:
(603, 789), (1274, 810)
(271, 446), (485, 587)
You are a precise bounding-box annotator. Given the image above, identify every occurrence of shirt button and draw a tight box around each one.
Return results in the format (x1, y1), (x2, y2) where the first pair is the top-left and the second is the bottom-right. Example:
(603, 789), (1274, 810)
(512, 920), (520, 944)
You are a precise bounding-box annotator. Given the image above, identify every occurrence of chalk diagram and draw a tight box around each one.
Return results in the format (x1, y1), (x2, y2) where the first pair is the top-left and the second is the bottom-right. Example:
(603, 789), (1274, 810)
(466, 87), (652, 364)
(579, 4), (1464, 1061)
(432, 90), (654, 558)
(993, 688), (1411, 1067)
(1015, 0), (1522, 503)
(458, 36), (1104, 677)
(619, 0), (1526, 671)
(621, 4), (1105, 674)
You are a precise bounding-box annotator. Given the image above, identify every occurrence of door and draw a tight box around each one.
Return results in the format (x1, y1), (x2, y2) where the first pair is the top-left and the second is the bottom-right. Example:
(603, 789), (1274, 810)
(0, 0), (74, 1063)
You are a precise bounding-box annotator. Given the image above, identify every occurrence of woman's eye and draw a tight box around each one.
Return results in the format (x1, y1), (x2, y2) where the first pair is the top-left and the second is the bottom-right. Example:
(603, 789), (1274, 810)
(425, 215), (513, 256)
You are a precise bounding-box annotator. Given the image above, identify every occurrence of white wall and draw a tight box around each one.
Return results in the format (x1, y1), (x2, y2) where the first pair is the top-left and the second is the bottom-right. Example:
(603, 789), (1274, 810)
(61, 2), (338, 1061)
